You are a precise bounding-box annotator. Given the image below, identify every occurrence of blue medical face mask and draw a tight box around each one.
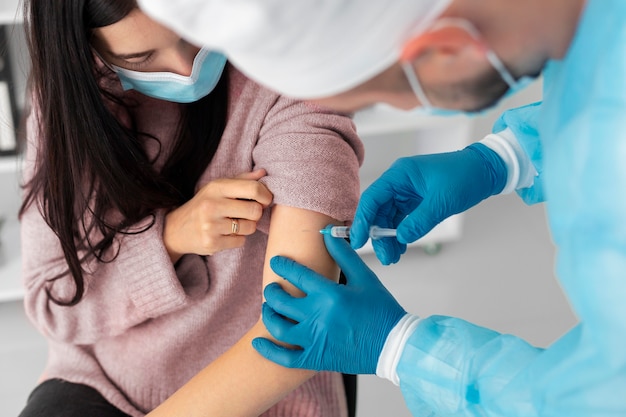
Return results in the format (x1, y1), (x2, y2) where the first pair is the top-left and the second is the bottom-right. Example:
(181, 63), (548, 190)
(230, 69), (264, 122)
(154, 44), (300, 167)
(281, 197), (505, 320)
(401, 19), (535, 117)
(110, 48), (227, 103)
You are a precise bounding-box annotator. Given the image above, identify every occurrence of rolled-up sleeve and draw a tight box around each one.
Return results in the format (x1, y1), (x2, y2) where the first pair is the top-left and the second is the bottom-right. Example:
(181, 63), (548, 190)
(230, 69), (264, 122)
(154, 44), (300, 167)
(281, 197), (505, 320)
(254, 97), (364, 222)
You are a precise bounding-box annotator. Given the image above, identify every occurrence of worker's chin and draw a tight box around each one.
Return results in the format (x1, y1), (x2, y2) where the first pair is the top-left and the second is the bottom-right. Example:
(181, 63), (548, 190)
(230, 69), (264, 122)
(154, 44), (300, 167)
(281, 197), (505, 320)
(392, 102), (419, 111)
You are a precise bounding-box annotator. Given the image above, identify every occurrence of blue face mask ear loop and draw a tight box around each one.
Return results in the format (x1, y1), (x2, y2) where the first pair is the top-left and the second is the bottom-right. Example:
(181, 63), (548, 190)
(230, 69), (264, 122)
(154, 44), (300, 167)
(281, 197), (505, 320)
(401, 60), (433, 110)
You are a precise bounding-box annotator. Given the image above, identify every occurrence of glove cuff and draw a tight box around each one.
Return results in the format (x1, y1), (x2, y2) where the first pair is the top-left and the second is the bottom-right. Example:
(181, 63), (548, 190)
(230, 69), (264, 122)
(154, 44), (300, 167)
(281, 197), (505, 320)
(479, 128), (537, 194)
(376, 313), (421, 385)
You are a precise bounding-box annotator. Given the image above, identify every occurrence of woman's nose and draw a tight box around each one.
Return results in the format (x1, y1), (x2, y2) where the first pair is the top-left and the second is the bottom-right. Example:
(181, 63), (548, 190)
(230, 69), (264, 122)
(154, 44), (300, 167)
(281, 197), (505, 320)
(169, 45), (200, 76)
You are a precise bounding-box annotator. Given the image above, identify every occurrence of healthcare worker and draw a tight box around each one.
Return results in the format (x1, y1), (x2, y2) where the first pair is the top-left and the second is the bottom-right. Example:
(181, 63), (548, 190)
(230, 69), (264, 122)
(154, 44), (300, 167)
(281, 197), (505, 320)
(138, 0), (626, 415)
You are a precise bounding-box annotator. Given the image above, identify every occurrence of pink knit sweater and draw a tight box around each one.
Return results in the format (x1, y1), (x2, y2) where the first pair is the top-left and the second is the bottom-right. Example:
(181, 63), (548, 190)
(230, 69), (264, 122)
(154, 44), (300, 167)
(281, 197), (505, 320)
(20, 66), (364, 416)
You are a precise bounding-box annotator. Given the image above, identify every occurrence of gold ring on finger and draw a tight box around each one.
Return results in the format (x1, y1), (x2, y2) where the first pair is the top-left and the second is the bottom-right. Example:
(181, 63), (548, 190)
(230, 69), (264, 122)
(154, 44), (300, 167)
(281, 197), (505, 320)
(231, 218), (240, 235)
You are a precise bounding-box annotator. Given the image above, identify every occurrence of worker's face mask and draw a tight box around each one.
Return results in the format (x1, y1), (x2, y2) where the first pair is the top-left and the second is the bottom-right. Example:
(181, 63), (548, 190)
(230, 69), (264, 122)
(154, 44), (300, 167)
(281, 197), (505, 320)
(401, 19), (534, 116)
(110, 48), (227, 103)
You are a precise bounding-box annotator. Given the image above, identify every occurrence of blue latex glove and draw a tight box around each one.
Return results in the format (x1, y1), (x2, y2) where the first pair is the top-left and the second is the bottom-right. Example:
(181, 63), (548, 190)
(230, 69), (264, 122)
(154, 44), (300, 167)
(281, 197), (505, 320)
(252, 229), (406, 374)
(351, 143), (507, 265)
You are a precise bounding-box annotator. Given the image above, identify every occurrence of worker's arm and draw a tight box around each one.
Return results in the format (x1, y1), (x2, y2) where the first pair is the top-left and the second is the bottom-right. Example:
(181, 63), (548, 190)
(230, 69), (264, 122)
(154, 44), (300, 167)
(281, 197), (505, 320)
(147, 204), (342, 417)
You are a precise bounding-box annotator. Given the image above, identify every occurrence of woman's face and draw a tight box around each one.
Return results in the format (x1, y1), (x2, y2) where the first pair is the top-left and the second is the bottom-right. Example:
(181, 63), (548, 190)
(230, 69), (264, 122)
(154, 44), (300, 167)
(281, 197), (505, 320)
(91, 8), (200, 76)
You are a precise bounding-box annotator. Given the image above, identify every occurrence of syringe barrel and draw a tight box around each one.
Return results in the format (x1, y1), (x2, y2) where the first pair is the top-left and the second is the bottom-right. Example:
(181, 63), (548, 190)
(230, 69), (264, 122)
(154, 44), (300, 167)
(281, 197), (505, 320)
(369, 226), (397, 239)
(330, 226), (351, 238)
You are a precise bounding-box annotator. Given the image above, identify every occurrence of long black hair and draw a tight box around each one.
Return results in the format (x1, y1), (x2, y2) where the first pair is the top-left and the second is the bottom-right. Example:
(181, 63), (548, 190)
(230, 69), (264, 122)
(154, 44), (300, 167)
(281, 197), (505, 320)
(20, 0), (228, 305)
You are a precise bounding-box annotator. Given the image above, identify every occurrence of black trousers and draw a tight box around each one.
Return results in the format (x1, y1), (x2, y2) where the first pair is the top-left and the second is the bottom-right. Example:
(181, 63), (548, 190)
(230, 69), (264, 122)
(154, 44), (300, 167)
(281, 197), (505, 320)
(19, 376), (357, 417)
(18, 379), (131, 417)
(343, 373), (357, 417)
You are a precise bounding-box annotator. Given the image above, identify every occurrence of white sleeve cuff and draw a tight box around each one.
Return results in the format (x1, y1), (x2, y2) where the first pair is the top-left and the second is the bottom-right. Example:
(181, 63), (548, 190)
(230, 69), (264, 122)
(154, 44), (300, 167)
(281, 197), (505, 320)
(376, 314), (421, 385)
(480, 128), (537, 194)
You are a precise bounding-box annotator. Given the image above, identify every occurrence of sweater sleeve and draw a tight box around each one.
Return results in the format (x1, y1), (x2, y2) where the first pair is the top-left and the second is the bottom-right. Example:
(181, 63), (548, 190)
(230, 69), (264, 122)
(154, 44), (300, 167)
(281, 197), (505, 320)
(20, 112), (191, 346)
(253, 97), (364, 223)
(492, 102), (545, 205)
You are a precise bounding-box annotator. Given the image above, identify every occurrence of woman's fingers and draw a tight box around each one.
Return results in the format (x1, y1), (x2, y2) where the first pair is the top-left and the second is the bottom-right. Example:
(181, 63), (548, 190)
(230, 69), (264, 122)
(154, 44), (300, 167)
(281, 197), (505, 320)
(166, 173), (273, 257)
(211, 176), (273, 208)
(197, 179), (271, 221)
(234, 168), (267, 181)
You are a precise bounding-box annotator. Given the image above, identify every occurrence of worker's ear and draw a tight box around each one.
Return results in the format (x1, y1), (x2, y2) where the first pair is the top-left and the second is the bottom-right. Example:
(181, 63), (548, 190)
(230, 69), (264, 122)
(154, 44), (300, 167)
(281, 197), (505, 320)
(400, 22), (487, 64)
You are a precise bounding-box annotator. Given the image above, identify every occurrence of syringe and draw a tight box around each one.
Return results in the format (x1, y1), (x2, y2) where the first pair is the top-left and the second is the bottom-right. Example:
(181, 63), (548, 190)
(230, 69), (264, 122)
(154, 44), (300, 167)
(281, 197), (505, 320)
(320, 225), (397, 240)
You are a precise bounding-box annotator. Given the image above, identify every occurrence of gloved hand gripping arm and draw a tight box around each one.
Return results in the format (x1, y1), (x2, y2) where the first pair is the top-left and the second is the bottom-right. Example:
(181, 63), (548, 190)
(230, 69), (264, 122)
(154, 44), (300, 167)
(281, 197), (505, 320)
(252, 230), (409, 375)
(350, 143), (507, 265)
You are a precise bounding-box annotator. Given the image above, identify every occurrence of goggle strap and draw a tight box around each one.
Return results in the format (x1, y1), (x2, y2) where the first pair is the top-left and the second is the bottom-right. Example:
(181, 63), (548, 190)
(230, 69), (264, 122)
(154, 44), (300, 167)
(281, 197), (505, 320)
(402, 61), (432, 108)
(485, 50), (518, 90)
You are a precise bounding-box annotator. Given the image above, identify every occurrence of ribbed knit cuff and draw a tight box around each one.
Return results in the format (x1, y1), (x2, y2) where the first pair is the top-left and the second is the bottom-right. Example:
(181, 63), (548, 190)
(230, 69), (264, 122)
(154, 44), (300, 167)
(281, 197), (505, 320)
(115, 210), (187, 319)
(376, 314), (421, 385)
(480, 128), (538, 194)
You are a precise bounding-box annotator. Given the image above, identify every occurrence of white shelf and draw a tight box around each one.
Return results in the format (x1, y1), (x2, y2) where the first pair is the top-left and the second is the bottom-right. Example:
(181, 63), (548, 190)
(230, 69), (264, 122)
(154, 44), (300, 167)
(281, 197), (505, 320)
(0, 151), (22, 302)
(0, 0), (22, 25)
(0, 154), (20, 173)
(353, 104), (471, 137)
(0, 219), (23, 302)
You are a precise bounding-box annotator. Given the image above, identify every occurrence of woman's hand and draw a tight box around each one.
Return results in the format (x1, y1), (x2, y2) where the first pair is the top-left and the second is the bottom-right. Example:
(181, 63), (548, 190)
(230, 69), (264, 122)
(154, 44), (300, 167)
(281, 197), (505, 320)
(163, 169), (273, 263)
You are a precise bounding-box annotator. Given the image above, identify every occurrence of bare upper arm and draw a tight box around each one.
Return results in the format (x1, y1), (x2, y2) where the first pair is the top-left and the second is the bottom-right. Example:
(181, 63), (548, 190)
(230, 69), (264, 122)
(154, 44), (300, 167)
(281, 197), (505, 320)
(263, 204), (343, 297)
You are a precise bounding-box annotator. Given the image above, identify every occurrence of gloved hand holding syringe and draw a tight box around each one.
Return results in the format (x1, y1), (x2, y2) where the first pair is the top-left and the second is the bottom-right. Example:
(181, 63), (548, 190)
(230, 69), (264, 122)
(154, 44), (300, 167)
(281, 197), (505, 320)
(321, 225), (397, 240)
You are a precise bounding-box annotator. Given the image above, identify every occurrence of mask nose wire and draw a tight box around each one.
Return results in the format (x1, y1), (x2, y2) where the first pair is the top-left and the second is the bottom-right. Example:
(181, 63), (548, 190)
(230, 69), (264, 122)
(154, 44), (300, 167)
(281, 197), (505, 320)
(402, 61), (432, 108)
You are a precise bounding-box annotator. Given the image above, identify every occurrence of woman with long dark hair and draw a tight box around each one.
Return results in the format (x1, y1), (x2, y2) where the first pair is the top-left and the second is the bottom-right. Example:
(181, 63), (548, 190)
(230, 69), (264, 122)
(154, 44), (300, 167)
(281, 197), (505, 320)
(17, 1), (363, 416)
